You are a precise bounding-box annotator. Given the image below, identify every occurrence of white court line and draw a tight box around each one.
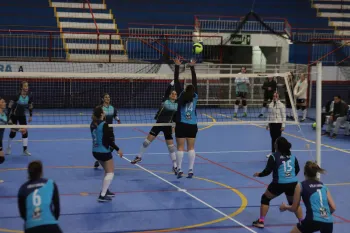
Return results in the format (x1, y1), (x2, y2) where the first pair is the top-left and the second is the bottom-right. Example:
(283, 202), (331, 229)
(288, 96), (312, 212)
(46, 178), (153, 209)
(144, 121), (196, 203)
(121, 155), (257, 233)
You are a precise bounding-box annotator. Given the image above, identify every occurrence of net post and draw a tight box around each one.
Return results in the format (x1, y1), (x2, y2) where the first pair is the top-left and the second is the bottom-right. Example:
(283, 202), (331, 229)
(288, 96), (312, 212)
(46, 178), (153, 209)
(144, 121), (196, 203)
(316, 62), (322, 180)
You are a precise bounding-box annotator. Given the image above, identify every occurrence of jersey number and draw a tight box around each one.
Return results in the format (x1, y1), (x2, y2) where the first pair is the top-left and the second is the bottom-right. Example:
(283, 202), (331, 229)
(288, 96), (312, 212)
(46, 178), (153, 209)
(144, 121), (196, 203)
(185, 102), (193, 112)
(282, 160), (293, 177)
(33, 189), (41, 207)
(317, 189), (328, 218)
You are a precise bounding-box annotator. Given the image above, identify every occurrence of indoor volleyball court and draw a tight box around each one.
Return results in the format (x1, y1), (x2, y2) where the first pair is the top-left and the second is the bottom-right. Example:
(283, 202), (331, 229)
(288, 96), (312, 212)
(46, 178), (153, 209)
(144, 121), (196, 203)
(0, 107), (349, 233)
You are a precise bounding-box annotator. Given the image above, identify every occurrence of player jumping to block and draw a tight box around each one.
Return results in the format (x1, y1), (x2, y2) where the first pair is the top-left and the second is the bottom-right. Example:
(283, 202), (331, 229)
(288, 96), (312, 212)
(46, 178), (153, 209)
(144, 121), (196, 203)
(131, 81), (178, 174)
(280, 161), (336, 233)
(252, 137), (303, 229)
(259, 77), (277, 118)
(173, 58), (198, 179)
(234, 67), (250, 118)
(6, 81), (33, 156)
(94, 93), (121, 169)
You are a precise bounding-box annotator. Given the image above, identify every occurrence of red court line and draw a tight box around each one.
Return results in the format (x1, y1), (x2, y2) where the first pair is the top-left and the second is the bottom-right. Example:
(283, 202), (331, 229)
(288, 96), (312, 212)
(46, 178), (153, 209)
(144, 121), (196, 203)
(134, 127), (350, 224)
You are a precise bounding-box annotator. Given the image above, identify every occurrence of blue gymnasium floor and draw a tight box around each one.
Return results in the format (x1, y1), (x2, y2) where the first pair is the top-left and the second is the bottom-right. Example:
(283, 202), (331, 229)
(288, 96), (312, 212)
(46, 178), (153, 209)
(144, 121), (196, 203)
(0, 109), (350, 233)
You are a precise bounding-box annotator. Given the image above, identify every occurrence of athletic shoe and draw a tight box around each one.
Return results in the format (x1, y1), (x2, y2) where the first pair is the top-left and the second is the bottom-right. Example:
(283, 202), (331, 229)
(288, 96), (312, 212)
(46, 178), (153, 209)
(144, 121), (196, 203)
(187, 169), (194, 178)
(131, 156), (142, 164)
(106, 189), (115, 198)
(252, 219), (264, 228)
(98, 194), (112, 202)
(177, 169), (183, 179)
(23, 150), (31, 156)
(172, 166), (178, 175)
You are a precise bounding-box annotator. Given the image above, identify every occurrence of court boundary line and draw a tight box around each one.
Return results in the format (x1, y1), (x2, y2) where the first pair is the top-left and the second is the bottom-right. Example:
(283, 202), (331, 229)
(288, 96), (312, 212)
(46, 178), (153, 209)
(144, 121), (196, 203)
(0, 167), (249, 233)
(121, 156), (257, 233)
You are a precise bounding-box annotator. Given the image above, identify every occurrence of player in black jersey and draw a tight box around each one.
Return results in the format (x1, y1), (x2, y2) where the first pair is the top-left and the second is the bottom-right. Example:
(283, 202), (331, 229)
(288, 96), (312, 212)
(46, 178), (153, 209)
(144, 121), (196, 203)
(259, 77), (277, 118)
(94, 93), (121, 169)
(131, 80), (178, 173)
(6, 81), (33, 156)
(18, 160), (62, 233)
(280, 161), (336, 233)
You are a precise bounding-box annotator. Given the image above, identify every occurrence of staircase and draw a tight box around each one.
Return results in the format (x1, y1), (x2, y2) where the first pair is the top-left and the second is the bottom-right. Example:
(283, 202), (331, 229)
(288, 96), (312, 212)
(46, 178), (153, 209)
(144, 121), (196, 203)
(50, 0), (127, 62)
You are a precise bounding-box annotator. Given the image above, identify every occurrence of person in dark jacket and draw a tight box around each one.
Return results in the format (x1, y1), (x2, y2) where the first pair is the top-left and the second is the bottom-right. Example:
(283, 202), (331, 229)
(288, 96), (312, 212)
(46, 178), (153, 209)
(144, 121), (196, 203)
(323, 95), (349, 138)
(259, 77), (277, 118)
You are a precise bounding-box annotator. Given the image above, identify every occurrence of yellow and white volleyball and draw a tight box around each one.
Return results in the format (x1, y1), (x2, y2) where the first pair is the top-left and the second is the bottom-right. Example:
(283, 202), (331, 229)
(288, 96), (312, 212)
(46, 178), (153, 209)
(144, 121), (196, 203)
(193, 43), (203, 54)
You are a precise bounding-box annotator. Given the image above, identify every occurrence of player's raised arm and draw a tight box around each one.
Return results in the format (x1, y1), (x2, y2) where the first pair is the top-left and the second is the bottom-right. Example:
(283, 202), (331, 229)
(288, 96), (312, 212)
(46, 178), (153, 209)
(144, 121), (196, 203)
(173, 57), (183, 94)
(188, 59), (198, 93)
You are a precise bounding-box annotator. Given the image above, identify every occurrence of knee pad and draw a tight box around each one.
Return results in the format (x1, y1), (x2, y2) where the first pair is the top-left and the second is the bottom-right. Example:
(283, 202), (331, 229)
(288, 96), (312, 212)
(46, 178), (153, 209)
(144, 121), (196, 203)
(261, 194), (271, 206)
(242, 99), (247, 106)
(301, 106), (306, 111)
(0, 156), (4, 164)
(167, 144), (176, 153)
(9, 131), (16, 139)
(235, 100), (240, 105)
(105, 172), (114, 181)
(142, 139), (151, 148)
(263, 102), (267, 108)
(22, 132), (28, 138)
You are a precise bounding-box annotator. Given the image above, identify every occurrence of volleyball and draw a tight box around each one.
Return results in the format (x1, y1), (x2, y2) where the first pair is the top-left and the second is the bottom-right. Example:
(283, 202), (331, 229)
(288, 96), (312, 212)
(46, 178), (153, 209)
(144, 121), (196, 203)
(312, 122), (316, 129)
(193, 43), (203, 54)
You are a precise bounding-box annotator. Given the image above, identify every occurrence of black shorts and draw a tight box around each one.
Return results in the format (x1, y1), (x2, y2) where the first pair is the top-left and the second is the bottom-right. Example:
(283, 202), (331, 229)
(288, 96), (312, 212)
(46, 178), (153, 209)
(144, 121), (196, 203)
(267, 182), (298, 197)
(150, 126), (173, 140)
(25, 224), (62, 233)
(236, 92), (247, 99)
(297, 219), (333, 233)
(11, 115), (27, 125)
(175, 122), (198, 138)
(93, 152), (113, 162)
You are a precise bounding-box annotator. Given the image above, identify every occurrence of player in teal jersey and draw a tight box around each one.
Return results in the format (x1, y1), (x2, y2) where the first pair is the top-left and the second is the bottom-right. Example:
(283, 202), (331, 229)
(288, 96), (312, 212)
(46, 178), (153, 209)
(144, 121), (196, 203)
(6, 81), (33, 156)
(90, 106), (123, 202)
(173, 58), (198, 179)
(130, 81), (178, 174)
(94, 93), (120, 169)
(280, 161), (336, 233)
(18, 160), (62, 233)
(252, 137), (303, 228)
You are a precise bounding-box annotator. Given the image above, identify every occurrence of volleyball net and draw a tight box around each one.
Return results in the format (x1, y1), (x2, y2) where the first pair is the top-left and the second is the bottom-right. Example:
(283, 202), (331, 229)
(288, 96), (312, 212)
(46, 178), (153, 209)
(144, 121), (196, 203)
(0, 65), (308, 129)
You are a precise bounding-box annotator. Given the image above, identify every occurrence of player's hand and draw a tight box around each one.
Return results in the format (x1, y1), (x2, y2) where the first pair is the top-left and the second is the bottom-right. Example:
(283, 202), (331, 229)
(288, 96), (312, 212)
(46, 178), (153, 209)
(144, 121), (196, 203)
(28, 117), (32, 123)
(253, 172), (260, 177)
(173, 57), (182, 65)
(281, 127), (284, 131)
(188, 59), (197, 66)
(279, 202), (287, 212)
(268, 87), (271, 91)
(329, 116), (333, 121)
(117, 149), (123, 158)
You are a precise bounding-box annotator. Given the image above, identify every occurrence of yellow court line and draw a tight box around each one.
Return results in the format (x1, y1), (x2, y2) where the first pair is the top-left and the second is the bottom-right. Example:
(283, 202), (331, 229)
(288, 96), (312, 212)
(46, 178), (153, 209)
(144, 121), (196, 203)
(217, 113), (350, 155)
(199, 114), (216, 131)
(0, 167), (247, 233)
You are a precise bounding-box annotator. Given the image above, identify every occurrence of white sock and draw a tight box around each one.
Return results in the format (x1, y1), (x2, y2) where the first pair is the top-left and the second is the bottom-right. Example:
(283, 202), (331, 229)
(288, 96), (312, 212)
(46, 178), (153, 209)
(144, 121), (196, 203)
(302, 109), (307, 119)
(170, 152), (177, 167)
(188, 150), (196, 171)
(234, 105), (239, 113)
(261, 107), (266, 115)
(139, 139), (151, 158)
(101, 173), (114, 197)
(176, 151), (184, 170)
(243, 106), (247, 113)
(8, 138), (13, 148)
(22, 138), (28, 147)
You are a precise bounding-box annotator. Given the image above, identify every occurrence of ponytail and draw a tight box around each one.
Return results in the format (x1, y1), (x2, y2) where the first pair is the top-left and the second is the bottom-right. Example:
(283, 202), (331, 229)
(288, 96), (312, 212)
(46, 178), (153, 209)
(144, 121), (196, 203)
(304, 161), (326, 178)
